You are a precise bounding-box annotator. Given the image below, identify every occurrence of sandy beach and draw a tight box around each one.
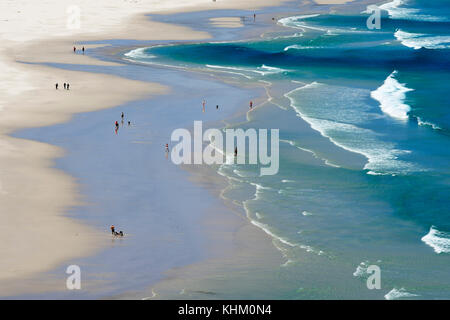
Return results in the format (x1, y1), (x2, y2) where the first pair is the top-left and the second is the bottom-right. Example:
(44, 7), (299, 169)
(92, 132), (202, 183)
(1, 0), (368, 298)
(0, 0), (292, 298)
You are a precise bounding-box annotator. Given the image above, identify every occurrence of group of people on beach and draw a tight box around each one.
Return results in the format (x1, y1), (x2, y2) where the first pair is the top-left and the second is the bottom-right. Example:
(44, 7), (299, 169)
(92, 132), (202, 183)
(55, 82), (70, 90)
(73, 46), (85, 54)
(54, 45), (88, 91)
(115, 112), (131, 134)
(110, 225), (124, 237)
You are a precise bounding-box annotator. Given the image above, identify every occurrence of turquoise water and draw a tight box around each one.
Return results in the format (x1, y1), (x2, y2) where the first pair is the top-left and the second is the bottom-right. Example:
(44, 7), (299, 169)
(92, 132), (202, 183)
(125, 0), (450, 299)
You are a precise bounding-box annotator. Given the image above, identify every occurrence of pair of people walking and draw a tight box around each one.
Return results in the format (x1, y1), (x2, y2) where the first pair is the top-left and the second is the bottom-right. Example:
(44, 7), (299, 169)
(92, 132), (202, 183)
(55, 83), (70, 90)
(73, 46), (85, 54)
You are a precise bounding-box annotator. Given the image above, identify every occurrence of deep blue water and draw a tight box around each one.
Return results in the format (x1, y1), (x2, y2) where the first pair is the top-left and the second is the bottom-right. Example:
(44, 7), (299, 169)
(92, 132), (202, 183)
(125, 0), (450, 299)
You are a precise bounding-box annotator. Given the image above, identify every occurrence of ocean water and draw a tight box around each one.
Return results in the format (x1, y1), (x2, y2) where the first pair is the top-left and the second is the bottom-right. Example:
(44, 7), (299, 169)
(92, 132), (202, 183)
(125, 0), (450, 299)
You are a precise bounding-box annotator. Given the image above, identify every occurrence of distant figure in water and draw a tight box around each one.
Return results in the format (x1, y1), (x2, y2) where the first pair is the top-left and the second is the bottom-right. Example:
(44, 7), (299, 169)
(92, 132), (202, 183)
(234, 146), (238, 157)
(73, 46), (76, 53)
(216, 105), (219, 110)
(121, 112), (124, 120)
(249, 100), (253, 109)
(67, 83), (70, 90)
(165, 143), (169, 153)
(254, 13), (256, 21)
(202, 100), (206, 113)
(115, 121), (119, 130)
(82, 46), (85, 54)
(110, 225), (115, 234)
(63, 83), (66, 90)
(55, 83), (58, 90)
(128, 121), (131, 126)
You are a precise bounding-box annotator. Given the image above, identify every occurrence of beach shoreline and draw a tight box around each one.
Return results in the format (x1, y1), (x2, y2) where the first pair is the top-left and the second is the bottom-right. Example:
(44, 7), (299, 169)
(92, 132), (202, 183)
(1, 0), (369, 298)
(0, 0), (293, 297)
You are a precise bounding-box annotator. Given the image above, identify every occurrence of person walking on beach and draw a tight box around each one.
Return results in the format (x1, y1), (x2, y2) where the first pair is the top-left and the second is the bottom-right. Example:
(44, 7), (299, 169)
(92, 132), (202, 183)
(165, 143), (170, 159)
(110, 225), (115, 235)
(115, 121), (120, 133)
(67, 83), (70, 90)
(249, 100), (253, 109)
(121, 112), (124, 120)
(254, 13), (256, 21)
(63, 83), (66, 90)
(55, 83), (58, 90)
(202, 99), (206, 113)
(82, 46), (85, 54)
(216, 105), (219, 110)
(73, 46), (76, 53)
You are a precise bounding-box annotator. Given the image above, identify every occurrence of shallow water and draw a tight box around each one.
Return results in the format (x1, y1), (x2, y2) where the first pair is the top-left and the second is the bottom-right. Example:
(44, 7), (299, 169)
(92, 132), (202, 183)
(125, 0), (450, 299)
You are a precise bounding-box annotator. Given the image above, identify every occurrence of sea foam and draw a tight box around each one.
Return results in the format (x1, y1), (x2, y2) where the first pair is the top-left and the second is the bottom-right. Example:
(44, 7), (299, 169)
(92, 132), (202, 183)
(394, 29), (450, 50)
(370, 71), (413, 120)
(374, 0), (446, 22)
(384, 288), (419, 300)
(286, 81), (417, 175)
(421, 226), (450, 254)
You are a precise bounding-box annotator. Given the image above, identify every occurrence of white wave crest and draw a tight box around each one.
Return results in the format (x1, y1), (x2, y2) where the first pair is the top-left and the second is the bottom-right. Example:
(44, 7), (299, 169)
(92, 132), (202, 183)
(416, 117), (441, 130)
(286, 82), (418, 175)
(421, 226), (450, 254)
(384, 287), (419, 300)
(370, 0), (447, 22)
(124, 47), (155, 59)
(353, 261), (369, 277)
(284, 45), (324, 51)
(278, 14), (320, 28)
(371, 71), (413, 120)
(206, 64), (285, 77)
(394, 30), (450, 50)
